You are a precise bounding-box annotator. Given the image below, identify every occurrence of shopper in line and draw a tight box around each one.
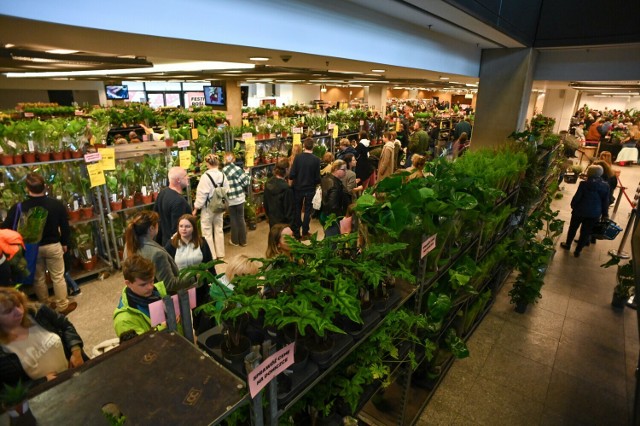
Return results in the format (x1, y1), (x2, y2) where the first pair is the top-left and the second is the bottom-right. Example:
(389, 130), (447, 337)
(335, 137), (358, 161)
(0, 287), (85, 387)
(164, 214), (215, 303)
(289, 138), (321, 240)
(154, 166), (191, 246)
(124, 210), (195, 292)
(193, 154), (229, 259)
(223, 152), (251, 247)
(408, 121), (430, 163)
(453, 117), (472, 140)
(266, 223), (294, 259)
(263, 159), (294, 228)
(321, 160), (352, 238)
(113, 255), (167, 337)
(559, 165), (610, 257)
(406, 154), (427, 181)
(354, 131), (375, 190)
(377, 131), (397, 181)
(1, 173), (76, 315)
(341, 153), (362, 200)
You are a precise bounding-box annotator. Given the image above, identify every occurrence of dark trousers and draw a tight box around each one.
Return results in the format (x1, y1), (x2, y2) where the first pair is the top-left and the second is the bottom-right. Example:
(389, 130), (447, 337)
(566, 215), (598, 252)
(228, 203), (247, 245)
(292, 189), (315, 237)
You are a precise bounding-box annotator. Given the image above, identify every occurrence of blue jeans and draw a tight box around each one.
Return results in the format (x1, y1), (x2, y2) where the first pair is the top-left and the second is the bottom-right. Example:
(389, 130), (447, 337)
(292, 189), (315, 238)
(65, 272), (79, 293)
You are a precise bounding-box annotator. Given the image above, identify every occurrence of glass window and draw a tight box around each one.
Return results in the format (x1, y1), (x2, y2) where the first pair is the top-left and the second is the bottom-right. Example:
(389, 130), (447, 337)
(165, 93), (182, 107)
(122, 81), (145, 90)
(126, 90), (146, 103)
(144, 81), (182, 91)
(183, 82), (208, 91)
(147, 93), (166, 108)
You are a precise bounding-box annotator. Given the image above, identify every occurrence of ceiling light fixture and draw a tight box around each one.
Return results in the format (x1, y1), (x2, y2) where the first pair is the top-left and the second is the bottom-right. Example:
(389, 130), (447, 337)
(45, 49), (79, 55)
(439, 76), (449, 80)
(371, 69), (385, 73)
(249, 56), (270, 61)
(4, 43), (14, 48)
(320, 84), (327, 93)
(602, 92), (639, 95)
(328, 70), (363, 75)
(5, 61), (255, 78)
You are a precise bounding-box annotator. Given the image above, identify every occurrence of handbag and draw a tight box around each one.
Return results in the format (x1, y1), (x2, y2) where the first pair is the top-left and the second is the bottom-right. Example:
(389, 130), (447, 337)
(312, 185), (322, 210)
(12, 203), (45, 285)
(591, 218), (622, 240)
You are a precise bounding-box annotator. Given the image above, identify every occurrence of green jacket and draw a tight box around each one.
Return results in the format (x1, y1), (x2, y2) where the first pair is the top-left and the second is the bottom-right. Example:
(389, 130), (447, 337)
(409, 129), (430, 155)
(113, 282), (167, 337)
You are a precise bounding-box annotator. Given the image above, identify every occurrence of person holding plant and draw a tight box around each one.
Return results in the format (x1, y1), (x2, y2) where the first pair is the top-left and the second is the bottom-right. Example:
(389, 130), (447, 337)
(113, 255), (167, 337)
(164, 214), (215, 307)
(264, 160), (294, 228)
(154, 166), (191, 246)
(341, 153), (363, 200)
(0, 287), (85, 387)
(222, 152), (251, 248)
(1, 173), (76, 315)
(266, 223), (294, 259)
(193, 154), (229, 260)
(560, 165), (610, 257)
(124, 210), (196, 293)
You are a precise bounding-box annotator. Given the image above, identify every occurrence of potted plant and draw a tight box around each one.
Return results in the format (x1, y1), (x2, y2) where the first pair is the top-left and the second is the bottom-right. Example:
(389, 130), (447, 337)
(601, 256), (635, 310)
(79, 177), (94, 219)
(244, 200), (258, 230)
(0, 380), (36, 423)
(106, 173), (122, 211)
(72, 224), (97, 270)
(64, 118), (88, 157)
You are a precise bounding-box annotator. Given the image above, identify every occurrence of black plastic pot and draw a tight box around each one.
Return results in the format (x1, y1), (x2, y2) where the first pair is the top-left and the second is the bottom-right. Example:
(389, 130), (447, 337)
(221, 335), (251, 364)
(611, 294), (626, 310)
(514, 301), (528, 314)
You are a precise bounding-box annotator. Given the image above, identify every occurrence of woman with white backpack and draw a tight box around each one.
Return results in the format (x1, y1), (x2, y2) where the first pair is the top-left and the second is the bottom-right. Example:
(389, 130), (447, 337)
(193, 154), (230, 260)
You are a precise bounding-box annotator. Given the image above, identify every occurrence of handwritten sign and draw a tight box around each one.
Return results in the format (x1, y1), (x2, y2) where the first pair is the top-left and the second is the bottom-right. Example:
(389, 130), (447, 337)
(149, 287), (196, 327)
(84, 152), (102, 163)
(98, 148), (115, 170)
(245, 138), (256, 167)
(242, 132), (253, 141)
(177, 140), (190, 148)
(332, 125), (339, 139)
(292, 127), (302, 134)
(421, 234), (437, 259)
(179, 150), (192, 169)
(86, 163), (105, 187)
(293, 133), (301, 146)
(248, 343), (295, 398)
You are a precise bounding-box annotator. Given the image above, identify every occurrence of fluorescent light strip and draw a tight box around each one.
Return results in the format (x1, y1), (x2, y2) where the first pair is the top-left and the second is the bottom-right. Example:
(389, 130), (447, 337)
(45, 49), (79, 54)
(328, 70), (363, 74)
(5, 61), (255, 78)
(602, 92), (639, 95)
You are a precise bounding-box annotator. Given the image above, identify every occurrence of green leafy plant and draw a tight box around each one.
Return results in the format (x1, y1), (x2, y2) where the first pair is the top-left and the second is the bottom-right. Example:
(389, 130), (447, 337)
(0, 380), (30, 408)
(601, 256), (635, 301)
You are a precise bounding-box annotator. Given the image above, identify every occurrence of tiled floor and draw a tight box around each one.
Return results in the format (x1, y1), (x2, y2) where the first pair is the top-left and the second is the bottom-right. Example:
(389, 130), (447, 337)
(27, 160), (640, 425)
(419, 160), (640, 425)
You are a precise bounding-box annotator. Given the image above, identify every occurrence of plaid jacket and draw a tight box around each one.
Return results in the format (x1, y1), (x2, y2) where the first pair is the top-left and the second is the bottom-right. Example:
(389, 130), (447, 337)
(223, 163), (250, 204)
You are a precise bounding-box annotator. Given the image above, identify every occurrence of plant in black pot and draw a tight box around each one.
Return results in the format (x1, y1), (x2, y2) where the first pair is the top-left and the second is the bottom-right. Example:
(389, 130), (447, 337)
(1, 380), (36, 424)
(601, 256), (635, 310)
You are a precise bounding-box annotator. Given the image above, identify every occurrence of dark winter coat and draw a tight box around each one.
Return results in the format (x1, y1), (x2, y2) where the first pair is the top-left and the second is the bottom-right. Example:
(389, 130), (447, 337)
(321, 174), (350, 217)
(570, 177), (610, 218)
(263, 177), (294, 227)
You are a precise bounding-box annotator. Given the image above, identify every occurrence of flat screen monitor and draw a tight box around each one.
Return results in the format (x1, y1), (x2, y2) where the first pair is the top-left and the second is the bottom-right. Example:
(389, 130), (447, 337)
(204, 85), (226, 107)
(105, 85), (129, 100)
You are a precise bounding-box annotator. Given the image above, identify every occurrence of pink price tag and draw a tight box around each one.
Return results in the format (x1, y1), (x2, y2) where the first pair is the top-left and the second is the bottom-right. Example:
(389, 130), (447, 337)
(74, 110), (83, 116)
(24, 112), (34, 118)
(177, 140), (190, 148)
(149, 287), (197, 327)
(84, 153), (102, 163)
(248, 343), (295, 397)
(421, 235), (437, 259)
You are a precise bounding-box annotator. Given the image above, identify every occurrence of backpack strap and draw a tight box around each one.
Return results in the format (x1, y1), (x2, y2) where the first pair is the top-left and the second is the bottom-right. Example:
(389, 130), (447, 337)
(12, 203), (22, 231)
(206, 172), (225, 188)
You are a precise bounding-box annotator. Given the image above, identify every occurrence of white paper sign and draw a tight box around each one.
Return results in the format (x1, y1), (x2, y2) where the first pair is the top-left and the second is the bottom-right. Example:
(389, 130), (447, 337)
(177, 140), (190, 148)
(421, 234), (437, 259)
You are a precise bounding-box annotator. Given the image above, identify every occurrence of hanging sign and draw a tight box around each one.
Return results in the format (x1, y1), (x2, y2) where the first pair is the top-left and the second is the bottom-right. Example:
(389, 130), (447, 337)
(245, 137), (256, 167)
(86, 163), (105, 188)
(332, 125), (339, 139)
(292, 127), (302, 134)
(179, 150), (192, 169)
(177, 140), (190, 148)
(242, 119), (250, 127)
(190, 128), (199, 140)
(242, 132), (253, 141)
(396, 120), (401, 132)
(293, 133), (301, 146)
(98, 148), (115, 171)
(421, 234), (437, 259)
(248, 343), (295, 398)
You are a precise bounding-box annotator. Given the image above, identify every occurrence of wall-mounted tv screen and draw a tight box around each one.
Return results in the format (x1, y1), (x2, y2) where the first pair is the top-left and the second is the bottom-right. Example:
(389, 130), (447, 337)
(105, 85), (129, 100)
(204, 85), (226, 107)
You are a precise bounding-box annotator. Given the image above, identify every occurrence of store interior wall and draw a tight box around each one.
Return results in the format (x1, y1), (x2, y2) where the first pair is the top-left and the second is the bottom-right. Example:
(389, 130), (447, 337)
(576, 96), (640, 113)
(320, 87), (366, 104)
(541, 89), (579, 133)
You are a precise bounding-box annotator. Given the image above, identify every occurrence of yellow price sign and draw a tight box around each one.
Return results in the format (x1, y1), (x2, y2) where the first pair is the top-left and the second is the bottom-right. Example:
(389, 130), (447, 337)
(86, 163), (105, 187)
(245, 137), (256, 167)
(179, 150), (192, 169)
(332, 125), (339, 139)
(396, 120), (401, 132)
(293, 133), (301, 146)
(242, 119), (250, 127)
(98, 148), (115, 171)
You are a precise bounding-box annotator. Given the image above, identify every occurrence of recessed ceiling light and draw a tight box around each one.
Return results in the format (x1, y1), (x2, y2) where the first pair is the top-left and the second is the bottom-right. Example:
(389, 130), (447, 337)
(328, 70), (363, 75)
(225, 70), (243, 73)
(46, 49), (79, 54)
(4, 43), (15, 48)
(439, 76), (449, 80)
(371, 69), (385, 73)
(249, 57), (270, 61)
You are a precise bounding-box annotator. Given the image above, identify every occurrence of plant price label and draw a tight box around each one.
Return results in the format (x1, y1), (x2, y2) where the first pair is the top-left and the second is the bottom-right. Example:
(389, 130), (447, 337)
(249, 343), (295, 398)
(421, 234), (437, 259)
(177, 140), (190, 148)
(242, 132), (253, 140)
(86, 249), (92, 259)
(73, 200), (79, 210)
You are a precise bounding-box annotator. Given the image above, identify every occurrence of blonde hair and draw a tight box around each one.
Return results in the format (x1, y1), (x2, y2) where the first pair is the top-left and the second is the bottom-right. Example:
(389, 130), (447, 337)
(204, 153), (219, 167)
(266, 224), (291, 258)
(339, 138), (351, 148)
(225, 255), (261, 282)
(0, 288), (35, 343)
(599, 151), (613, 166)
(331, 159), (346, 173)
